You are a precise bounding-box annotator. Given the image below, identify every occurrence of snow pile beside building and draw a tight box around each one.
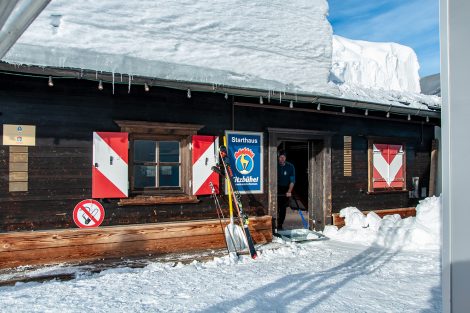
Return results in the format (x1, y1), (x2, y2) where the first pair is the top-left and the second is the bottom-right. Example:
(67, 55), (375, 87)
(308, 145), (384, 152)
(324, 196), (442, 250)
(3, 0), (332, 93)
(331, 35), (421, 93)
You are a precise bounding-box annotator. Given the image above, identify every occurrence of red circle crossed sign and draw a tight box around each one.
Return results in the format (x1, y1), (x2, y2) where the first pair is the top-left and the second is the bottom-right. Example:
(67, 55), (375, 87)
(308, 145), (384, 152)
(73, 199), (105, 228)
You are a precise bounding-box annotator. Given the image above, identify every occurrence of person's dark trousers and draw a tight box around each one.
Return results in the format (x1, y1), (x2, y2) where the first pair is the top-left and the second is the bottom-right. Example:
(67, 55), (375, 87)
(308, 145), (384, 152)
(277, 185), (290, 229)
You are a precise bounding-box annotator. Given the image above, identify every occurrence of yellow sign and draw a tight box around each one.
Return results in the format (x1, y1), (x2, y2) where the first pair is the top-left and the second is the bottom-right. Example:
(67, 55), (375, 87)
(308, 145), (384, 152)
(2, 124), (36, 146)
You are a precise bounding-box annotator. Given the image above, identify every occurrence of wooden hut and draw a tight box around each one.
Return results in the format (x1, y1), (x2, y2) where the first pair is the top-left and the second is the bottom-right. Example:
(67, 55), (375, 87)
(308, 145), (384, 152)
(0, 63), (440, 268)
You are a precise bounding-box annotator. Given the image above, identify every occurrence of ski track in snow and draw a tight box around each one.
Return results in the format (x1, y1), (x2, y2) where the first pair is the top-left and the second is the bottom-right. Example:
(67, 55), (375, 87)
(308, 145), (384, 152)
(0, 240), (441, 313)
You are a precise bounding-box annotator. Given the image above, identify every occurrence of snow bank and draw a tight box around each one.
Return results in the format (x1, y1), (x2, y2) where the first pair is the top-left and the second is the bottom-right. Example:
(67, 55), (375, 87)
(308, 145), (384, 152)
(4, 0), (332, 93)
(331, 35), (421, 93)
(324, 196), (442, 250)
(0, 238), (441, 313)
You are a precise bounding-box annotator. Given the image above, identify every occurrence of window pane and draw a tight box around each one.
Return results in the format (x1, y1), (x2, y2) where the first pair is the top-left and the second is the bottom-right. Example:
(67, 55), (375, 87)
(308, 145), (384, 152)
(134, 140), (156, 162)
(134, 165), (156, 188)
(159, 165), (180, 187)
(159, 141), (179, 162)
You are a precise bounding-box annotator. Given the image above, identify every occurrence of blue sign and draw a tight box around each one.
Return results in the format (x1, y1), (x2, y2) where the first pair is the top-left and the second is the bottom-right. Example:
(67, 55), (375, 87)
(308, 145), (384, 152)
(226, 131), (263, 194)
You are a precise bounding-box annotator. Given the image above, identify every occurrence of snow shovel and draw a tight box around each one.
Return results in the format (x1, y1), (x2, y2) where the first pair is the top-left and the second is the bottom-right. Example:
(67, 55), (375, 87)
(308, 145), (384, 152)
(222, 137), (248, 252)
(291, 195), (309, 229)
(211, 164), (247, 252)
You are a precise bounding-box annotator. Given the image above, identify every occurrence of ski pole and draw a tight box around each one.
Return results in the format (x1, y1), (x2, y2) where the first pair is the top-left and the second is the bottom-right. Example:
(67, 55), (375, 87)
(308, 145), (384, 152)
(210, 182), (239, 257)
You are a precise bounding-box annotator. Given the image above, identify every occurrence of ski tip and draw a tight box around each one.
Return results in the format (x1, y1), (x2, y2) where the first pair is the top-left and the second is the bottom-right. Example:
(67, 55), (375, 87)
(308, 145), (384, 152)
(251, 253), (258, 260)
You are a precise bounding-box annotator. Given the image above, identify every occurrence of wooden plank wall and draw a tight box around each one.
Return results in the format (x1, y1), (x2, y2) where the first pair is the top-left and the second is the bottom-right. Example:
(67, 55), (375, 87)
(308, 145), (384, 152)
(0, 216), (272, 269)
(330, 132), (433, 214)
(0, 73), (436, 232)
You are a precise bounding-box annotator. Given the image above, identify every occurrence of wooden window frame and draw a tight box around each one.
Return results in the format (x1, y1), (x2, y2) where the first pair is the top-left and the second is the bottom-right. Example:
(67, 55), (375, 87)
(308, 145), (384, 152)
(115, 121), (203, 205)
(130, 135), (185, 194)
(367, 138), (407, 194)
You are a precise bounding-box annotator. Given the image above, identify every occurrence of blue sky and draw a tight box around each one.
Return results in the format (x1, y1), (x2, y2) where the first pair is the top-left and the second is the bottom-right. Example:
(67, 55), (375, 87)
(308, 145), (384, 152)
(328, 0), (440, 77)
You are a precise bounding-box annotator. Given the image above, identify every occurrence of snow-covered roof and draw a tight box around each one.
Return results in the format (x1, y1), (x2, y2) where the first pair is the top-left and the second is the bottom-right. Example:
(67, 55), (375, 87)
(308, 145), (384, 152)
(330, 35), (441, 112)
(3, 0), (332, 92)
(1, 0), (440, 113)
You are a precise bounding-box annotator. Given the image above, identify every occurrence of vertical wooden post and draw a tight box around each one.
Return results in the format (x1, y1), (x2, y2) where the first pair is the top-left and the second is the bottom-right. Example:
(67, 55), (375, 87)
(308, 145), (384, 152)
(310, 140), (325, 230)
(429, 139), (439, 196)
(268, 132), (277, 222)
(323, 136), (332, 227)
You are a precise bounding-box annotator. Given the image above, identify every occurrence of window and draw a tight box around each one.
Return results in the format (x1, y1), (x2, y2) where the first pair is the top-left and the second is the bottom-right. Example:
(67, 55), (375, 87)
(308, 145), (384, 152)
(115, 120), (203, 200)
(368, 139), (406, 192)
(133, 140), (181, 190)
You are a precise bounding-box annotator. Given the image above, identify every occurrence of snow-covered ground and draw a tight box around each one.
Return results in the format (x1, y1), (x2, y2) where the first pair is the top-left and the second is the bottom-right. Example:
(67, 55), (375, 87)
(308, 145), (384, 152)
(0, 197), (442, 312)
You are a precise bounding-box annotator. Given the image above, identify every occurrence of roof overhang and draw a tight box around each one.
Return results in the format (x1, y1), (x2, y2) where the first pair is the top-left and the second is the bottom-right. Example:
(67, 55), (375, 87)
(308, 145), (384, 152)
(0, 61), (441, 122)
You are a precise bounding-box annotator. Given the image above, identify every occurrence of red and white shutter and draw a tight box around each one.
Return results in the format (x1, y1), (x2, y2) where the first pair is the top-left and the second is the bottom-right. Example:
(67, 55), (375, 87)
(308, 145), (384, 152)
(192, 135), (219, 195)
(92, 132), (129, 198)
(373, 143), (404, 189)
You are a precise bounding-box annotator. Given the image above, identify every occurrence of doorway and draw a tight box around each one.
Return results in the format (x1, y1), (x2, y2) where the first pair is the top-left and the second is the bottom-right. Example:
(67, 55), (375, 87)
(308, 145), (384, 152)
(267, 128), (333, 231)
(278, 141), (309, 230)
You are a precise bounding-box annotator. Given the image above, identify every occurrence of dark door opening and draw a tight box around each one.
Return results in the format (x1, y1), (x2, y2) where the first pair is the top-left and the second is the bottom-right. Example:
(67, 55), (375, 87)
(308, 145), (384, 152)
(277, 141), (308, 230)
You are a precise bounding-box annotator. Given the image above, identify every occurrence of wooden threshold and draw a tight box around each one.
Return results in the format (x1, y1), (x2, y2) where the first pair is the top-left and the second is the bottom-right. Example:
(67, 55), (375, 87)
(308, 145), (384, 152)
(0, 216), (272, 269)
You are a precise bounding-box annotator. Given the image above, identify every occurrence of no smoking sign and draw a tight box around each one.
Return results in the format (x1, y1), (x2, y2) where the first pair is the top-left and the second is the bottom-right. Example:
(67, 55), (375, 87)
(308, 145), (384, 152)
(73, 199), (105, 228)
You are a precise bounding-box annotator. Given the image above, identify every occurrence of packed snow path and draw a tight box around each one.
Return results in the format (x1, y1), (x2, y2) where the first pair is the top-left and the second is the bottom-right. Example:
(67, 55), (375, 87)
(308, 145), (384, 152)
(0, 240), (441, 312)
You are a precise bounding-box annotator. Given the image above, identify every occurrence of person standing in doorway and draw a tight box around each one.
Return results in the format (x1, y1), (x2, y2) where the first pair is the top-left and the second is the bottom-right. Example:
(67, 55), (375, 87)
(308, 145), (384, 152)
(277, 150), (295, 230)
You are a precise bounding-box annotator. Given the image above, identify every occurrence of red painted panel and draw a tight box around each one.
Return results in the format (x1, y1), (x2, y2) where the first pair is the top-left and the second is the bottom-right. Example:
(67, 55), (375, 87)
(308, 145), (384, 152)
(192, 135), (219, 196)
(92, 132), (129, 198)
(373, 143), (405, 190)
(96, 132), (129, 164)
(92, 166), (127, 198)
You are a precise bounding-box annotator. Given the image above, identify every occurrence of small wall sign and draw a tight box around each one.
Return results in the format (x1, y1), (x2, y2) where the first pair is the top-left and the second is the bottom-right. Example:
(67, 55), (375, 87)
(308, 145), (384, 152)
(73, 199), (105, 228)
(3, 124), (36, 146)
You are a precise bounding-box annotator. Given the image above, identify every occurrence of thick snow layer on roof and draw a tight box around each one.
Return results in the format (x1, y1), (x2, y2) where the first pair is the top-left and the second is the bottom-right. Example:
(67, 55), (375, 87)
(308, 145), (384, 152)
(2, 0), (440, 111)
(3, 0), (333, 94)
(329, 35), (440, 111)
(331, 35), (421, 93)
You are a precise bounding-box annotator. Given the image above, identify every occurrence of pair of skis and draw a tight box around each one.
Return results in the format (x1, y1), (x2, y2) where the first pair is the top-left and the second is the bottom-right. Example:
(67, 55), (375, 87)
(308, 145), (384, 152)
(211, 144), (257, 259)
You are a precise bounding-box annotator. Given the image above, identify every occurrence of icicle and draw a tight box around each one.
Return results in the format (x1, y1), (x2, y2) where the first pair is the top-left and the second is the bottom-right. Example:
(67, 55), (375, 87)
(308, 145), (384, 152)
(128, 74), (132, 94)
(112, 70), (115, 95)
(95, 71), (98, 80)
(279, 92), (282, 103)
(120, 73), (123, 82)
(267, 90), (271, 103)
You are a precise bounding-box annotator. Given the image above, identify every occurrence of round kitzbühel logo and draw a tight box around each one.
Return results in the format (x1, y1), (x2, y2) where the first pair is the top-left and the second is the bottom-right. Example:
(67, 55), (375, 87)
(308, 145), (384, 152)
(234, 148), (255, 175)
